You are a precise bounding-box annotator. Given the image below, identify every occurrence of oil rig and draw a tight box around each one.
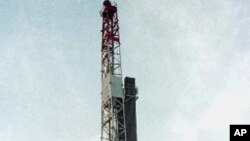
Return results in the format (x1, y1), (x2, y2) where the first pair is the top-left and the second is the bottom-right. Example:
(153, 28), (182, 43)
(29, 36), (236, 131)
(100, 0), (138, 141)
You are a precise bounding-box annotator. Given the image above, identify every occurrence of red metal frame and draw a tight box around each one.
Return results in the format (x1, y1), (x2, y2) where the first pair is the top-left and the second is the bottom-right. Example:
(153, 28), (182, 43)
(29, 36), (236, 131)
(101, 0), (121, 79)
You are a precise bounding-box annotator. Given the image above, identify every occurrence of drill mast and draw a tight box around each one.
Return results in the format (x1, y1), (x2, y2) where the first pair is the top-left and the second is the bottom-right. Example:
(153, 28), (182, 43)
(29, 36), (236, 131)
(100, 0), (126, 141)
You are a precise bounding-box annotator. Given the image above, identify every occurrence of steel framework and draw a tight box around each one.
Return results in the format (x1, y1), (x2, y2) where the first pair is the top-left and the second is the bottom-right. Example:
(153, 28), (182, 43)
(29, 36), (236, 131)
(100, 1), (126, 141)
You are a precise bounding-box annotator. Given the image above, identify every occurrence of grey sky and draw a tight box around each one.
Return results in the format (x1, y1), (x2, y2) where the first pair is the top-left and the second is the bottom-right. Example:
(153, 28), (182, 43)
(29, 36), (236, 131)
(0, 0), (249, 141)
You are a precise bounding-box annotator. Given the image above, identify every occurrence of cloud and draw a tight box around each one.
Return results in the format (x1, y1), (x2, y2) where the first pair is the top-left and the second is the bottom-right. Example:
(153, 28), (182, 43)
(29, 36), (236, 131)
(0, 0), (249, 141)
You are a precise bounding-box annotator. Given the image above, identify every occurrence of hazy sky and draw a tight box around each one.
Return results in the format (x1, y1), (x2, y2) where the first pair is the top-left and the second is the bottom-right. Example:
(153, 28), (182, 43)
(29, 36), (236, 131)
(0, 0), (249, 141)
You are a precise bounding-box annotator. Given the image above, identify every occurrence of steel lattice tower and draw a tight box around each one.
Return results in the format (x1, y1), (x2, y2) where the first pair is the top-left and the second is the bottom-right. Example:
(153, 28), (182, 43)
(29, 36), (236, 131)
(100, 0), (126, 141)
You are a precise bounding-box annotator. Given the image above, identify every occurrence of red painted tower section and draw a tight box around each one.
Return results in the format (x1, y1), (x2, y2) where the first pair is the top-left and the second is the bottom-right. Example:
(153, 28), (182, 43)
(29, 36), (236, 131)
(101, 0), (121, 79)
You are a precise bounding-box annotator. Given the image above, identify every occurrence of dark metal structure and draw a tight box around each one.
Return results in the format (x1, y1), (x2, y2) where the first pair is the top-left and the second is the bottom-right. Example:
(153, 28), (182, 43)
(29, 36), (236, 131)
(124, 77), (138, 141)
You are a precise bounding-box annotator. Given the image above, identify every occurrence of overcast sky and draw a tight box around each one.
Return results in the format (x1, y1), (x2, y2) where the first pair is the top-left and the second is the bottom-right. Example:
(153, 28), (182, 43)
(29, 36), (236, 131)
(0, 0), (249, 141)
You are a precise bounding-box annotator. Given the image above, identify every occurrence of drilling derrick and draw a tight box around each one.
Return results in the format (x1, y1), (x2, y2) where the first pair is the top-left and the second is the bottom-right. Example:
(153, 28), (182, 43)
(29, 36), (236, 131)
(100, 1), (138, 141)
(100, 0), (126, 141)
